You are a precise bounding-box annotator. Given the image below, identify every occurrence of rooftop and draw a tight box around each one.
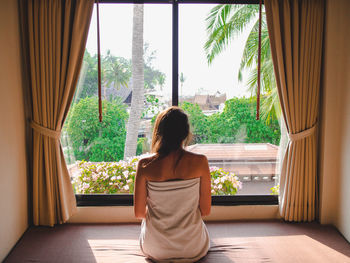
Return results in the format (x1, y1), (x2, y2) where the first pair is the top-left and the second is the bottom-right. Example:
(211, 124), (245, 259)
(186, 143), (279, 162)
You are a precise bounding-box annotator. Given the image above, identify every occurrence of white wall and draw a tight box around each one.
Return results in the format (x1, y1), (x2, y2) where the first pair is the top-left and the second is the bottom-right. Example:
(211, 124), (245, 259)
(0, 0), (28, 261)
(319, 0), (350, 241)
(68, 206), (280, 223)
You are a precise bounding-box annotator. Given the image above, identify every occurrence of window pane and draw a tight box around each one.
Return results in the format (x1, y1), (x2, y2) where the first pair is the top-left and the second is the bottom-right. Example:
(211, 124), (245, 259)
(62, 4), (172, 194)
(179, 4), (282, 196)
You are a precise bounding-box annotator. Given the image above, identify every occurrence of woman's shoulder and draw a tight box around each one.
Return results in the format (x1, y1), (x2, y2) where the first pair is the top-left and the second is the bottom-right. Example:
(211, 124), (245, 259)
(137, 153), (157, 168)
(183, 150), (208, 162)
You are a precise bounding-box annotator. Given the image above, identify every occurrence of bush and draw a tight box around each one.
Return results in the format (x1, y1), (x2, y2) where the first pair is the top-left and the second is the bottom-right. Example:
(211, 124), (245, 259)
(65, 97), (128, 162)
(181, 98), (281, 145)
(74, 158), (138, 194)
(74, 157), (242, 195)
(210, 166), (242, 195)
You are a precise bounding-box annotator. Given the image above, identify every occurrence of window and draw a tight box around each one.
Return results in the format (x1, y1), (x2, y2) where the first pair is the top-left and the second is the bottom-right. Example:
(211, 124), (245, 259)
(62, 0), (280, 206)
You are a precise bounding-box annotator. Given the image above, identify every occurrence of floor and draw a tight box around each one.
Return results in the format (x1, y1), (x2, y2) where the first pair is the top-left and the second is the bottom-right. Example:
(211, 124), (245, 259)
(5, 221), (350, 263)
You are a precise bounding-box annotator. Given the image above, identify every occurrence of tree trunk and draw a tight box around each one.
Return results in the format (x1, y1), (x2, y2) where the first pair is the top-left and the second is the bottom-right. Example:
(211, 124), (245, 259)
(124, 4), (144, 158)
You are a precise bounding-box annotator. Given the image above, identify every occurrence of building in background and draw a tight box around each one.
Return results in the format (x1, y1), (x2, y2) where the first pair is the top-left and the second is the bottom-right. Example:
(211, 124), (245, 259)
(187, 143), (279, 195)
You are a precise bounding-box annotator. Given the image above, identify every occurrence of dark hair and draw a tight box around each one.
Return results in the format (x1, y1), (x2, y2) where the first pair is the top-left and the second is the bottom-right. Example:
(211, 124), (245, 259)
(143, 106), (191, 167)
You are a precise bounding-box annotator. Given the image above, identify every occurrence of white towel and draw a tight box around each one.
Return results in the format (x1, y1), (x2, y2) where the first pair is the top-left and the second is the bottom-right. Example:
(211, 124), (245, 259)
(140, 177), (210, 263)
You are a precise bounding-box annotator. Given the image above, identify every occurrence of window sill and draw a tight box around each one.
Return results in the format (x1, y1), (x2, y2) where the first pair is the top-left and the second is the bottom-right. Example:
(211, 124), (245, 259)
(68, 204), (280, 223)
(75, 194), (278, 206)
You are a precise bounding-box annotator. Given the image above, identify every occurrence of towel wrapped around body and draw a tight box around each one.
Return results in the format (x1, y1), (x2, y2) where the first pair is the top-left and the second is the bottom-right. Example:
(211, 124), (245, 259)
(140, 177), (210, 263)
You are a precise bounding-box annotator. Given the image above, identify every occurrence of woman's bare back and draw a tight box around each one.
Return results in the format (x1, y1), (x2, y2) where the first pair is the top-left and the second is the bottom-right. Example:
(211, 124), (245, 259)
(139, 149), (206, 182)
(134, 149), (211, 218)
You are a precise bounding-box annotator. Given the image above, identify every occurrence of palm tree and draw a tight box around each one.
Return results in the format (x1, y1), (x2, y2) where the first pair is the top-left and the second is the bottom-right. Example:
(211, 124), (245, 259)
(157, 73), (165, 91)
(124, 4), (144, 158)
(180, 72), (186, 98)
(204, 4), (279, 122)
(205, 4), (287, 187)
(103, 50), (131, 93)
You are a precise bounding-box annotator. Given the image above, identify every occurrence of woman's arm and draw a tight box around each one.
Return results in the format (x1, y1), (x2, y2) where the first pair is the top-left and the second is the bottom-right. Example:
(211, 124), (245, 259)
(199, 155), (211, 217)
(134, 160), (147, 219)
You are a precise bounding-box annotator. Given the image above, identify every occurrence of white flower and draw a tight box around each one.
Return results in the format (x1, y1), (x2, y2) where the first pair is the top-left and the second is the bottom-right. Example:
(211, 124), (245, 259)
(214, 179), (220, 184)
(123, 170), (129, 177)
(123, 185), (129, 191)
(117, 175), (121, 180)
(111, 176), (117, 180)
(92, 173), (98, 181)
(218, 184), (223, 190)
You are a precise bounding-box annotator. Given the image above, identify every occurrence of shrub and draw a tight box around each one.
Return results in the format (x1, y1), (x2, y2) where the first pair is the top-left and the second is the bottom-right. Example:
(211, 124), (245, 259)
(74, 158), (138, 194)
(210, 166), (242, 195)
(181, 98), (281, 145)
(65, 97), (128, 162)
(73, 157), (242, 195)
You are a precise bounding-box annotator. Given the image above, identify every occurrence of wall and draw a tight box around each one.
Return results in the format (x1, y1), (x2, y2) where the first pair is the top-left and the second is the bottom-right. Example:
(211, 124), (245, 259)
(319, 0), (350, 241)
(68, 205), (280, 223)
(0, 0), (28, 261)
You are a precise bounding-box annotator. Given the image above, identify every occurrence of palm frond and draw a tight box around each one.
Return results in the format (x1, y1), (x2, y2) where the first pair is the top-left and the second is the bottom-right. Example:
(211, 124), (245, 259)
(205, 4), (259, 64)
(239, 16), (269, 76)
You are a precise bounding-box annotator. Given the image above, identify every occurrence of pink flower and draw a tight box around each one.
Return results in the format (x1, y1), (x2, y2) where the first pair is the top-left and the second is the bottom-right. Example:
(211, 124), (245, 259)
(209, 166), (219, 172)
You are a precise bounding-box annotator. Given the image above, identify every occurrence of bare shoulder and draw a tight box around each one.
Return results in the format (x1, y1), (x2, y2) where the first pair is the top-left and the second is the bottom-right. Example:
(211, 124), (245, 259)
(183, 150), (208, 164)
(136, 154), (157, 178)
(138, 153), (157, 166)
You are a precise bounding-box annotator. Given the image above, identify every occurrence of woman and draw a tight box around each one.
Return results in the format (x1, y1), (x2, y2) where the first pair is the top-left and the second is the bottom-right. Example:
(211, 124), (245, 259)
(134, 106), (211, 263)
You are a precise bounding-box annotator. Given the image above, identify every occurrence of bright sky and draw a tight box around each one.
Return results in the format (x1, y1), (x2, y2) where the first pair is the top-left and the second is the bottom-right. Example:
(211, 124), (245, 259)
(86, 4), (255, 99)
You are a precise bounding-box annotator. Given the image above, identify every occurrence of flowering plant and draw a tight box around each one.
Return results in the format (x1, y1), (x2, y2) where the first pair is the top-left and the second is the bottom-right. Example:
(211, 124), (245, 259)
(73, 157), (242, 195)
(210, 166), (242, 195)
(74, 158), (138, 194)
(270, 184), (279, 195)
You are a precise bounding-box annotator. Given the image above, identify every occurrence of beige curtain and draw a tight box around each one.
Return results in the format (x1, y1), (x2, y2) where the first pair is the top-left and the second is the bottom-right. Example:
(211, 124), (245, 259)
(265, 0), (324, 221)
(20, 0), (94, 226)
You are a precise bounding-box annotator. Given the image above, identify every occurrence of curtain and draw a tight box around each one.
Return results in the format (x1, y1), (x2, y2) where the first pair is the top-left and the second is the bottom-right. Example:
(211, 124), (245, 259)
(20, 0), (94, 226)
(265, 0), (324, 221)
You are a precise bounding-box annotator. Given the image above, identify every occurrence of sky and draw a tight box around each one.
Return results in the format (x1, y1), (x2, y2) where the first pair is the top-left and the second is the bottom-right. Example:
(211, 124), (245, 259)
(85, 4), (256, 100)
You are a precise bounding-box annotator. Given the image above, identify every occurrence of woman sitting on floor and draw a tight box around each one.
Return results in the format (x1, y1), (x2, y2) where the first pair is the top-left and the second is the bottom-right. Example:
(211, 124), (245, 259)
(134, 106), (211, 263)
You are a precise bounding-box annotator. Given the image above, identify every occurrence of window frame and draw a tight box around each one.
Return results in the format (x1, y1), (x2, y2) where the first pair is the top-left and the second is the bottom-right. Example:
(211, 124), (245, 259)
(75, 0), (278, 207)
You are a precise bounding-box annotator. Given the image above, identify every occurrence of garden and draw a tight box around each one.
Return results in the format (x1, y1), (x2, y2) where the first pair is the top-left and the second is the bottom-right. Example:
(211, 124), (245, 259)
(73, 156), (242, 195)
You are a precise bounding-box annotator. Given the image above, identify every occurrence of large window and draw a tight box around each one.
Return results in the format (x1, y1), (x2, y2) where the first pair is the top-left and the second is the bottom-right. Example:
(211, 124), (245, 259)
(62, 1), (281, 205)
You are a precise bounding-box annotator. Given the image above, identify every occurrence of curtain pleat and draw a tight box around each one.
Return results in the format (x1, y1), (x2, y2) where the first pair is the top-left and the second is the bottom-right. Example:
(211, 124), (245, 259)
(265, 0), (324, 221)
(20, 0), (94, 226)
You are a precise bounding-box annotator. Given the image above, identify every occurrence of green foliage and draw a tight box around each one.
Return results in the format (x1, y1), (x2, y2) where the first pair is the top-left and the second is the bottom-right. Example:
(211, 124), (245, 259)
(66, 97), (128, 162)
(74, 51), (99, 101)
(205, 5), (280, 124)
(137, 137), (147, 156)
(74, 48), (166, 102)
(181, 102), (209, 143)
(103, 50), (131, 91)
(205, 4), (259, 64)
(217, 97), (280, 144)
(181, 98), (280, 145)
